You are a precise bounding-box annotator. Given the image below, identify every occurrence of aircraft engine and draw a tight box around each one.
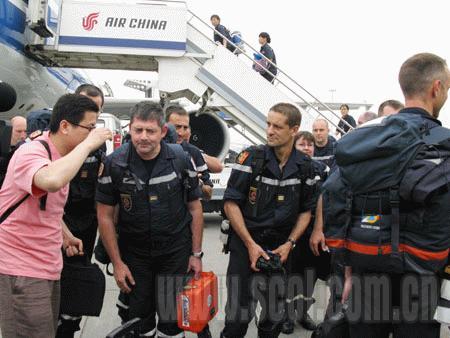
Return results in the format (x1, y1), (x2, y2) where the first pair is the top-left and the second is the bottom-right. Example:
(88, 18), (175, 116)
(188, 111), (230, 161)
(0, 82), (17, 112)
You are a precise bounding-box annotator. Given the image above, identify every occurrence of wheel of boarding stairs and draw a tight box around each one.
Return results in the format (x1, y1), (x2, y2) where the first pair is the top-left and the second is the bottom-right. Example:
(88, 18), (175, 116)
(105, 317), (141, 338)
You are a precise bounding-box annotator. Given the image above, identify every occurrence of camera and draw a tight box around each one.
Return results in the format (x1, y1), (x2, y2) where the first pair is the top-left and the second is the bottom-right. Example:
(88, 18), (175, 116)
(256, 251), (283, 274)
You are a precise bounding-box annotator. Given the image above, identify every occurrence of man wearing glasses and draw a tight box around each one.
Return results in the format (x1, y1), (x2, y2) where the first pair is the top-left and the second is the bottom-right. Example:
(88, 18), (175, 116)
(56, 84), (107, 338)
(0, 94), (112, 338)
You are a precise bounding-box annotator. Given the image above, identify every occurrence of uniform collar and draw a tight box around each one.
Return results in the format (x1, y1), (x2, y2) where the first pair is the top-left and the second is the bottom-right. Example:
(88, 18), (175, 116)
(399, 107), (442, 126)
(265, 145), (308, 179)
(150, 141), (177, 179)
(115, 141), (174, 180)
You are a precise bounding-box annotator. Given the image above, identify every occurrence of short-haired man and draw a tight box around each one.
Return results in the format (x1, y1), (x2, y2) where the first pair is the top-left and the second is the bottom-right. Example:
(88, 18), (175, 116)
(0, 94), (111, 337)
(75, 83), (104, 109)
(10, 116), (27, 146)
(0, 116), (27, 188)
(56, 84), (107, 338)
(344, 53), (450, 338)
(166, 108), (223, 173)
(210, 14), (236, 53)
(312, 118), (337, 169)
(357, 111), (378, 125)
(166, 105), (222, 200)
(220, 103), (317, 338)
(97, 102), (204, 337)
(336, 104), (356, 136)
(377, 99), (404, 117)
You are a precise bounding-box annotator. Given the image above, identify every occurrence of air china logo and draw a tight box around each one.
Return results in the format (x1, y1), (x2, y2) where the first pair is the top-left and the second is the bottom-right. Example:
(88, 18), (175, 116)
(82, 12), (99, 31)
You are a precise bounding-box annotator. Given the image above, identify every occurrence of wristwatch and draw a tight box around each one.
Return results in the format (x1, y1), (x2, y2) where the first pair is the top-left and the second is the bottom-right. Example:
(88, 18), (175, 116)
(287, 238), (296, 249)
(191, 251), (204, 259)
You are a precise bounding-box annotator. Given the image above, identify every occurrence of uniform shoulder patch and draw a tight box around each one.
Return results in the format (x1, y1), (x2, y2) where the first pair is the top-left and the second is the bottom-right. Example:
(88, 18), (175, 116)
(236, 151), (250, 164)
(29, 130), (43, 140)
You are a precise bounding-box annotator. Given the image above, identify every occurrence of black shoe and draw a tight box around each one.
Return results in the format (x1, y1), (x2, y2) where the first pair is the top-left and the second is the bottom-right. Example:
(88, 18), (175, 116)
(281, 318), (294, 334)
(298, 313), (318, 331)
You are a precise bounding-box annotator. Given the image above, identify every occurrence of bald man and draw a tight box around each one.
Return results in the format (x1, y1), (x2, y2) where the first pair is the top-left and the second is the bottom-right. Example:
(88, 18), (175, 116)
(357, 111), (377, 125)
(312, 118), (337, 168)
(10, 116), (26, 147)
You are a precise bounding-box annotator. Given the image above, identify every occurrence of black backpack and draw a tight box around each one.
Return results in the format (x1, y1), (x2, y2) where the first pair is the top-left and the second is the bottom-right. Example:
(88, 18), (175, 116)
(323, 113), (450, 274)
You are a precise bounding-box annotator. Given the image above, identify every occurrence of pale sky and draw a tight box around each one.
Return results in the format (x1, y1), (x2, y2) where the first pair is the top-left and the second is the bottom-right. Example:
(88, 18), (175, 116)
(86, 0), (450, 126)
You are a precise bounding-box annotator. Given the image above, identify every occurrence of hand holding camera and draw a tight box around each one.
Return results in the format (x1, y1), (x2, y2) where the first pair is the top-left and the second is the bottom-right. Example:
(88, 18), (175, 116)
(256, 250), (283, 274)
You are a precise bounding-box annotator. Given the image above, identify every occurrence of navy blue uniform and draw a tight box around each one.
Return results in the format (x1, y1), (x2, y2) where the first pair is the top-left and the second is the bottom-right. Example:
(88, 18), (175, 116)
(313, 135), (336, 169)
(213, 24), (236, 53)
(180, 140), (213, 187)
(287, 160), (331, 324)
(96, 141), (201, 337)
(260, 43), (277, 83)
(221, 145), (317, 338)
(337, 114), (356, 136)
(345, 108), (447, 338)
(56, 146), (105, 338)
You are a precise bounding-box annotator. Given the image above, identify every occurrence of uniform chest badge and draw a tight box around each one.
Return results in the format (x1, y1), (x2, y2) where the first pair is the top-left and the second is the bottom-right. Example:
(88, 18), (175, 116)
(80, 170), (88, 178)
(248, 186), (257, 204)
(120, 194), (132, 212)
(149, 195), (158, 202)
(237, 151), (250, 164)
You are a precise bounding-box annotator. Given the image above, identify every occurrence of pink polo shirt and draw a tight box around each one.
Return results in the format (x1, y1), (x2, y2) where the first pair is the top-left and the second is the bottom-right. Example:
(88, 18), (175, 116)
(0, 132), (68, 280)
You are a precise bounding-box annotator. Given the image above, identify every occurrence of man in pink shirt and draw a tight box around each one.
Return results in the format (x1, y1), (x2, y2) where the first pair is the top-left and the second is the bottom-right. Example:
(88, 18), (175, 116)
(0, 94), (112, 338)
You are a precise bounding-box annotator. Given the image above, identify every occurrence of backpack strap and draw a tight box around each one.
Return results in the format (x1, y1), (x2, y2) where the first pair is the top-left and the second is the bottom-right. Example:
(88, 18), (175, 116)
(390, 187), (400, 260)
(249, 145), (266, 182)
(167, 143), (190, 203)
(248, 145), (266, 218)
(37, 140), (52, 211)
(0, 140), (52, 224)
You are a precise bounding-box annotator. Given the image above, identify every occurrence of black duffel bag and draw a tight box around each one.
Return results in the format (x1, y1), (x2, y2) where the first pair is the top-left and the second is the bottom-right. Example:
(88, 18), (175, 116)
(60, 256), (106, 317)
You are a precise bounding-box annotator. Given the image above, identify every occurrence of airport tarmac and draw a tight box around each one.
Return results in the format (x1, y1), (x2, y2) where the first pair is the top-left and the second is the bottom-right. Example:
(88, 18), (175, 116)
(1, 213), (449, 337)
(76, 213), (326, 337)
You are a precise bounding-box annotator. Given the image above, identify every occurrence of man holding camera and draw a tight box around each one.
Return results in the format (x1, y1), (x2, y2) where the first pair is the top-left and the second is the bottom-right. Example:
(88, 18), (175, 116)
(220, 103), (317, 338)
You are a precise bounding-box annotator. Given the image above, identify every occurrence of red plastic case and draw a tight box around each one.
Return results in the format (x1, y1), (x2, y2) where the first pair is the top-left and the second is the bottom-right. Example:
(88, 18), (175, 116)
(177, 271), (218, 333)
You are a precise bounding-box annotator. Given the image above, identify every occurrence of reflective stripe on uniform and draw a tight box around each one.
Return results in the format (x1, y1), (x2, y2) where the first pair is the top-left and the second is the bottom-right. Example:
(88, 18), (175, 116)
(123, 177), (145, 185)
(187, 170), (197, 178)
(256, 176), (301, 187)
(84, 156), (98, 163)
(232, 163), (252, 173)
(280, 178), (302, 187)
(156, 330), (185, 338)
(98, 176), (112, 184)
(306, 178), (318, 186)
(196, 164), (208, 172)
(425, 158), (443, 165)
(312, 155), (334, 161)
(148, 172), (177, 185)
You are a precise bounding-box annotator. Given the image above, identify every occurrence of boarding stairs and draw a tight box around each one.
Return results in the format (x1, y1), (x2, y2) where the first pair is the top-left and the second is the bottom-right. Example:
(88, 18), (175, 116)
(25, 0), (353, 144)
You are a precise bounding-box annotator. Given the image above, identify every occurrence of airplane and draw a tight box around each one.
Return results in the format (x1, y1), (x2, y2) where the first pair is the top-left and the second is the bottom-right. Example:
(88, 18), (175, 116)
(0, 0), (92, 118)
(0, 0), (233, 212)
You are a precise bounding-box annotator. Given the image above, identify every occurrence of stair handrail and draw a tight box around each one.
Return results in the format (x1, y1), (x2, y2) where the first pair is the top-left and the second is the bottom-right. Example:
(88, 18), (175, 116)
(187, 10), (354, 134)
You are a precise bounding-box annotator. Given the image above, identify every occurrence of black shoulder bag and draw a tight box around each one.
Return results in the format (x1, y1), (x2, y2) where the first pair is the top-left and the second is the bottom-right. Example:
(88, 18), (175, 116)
(0, 140), (51, 224)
